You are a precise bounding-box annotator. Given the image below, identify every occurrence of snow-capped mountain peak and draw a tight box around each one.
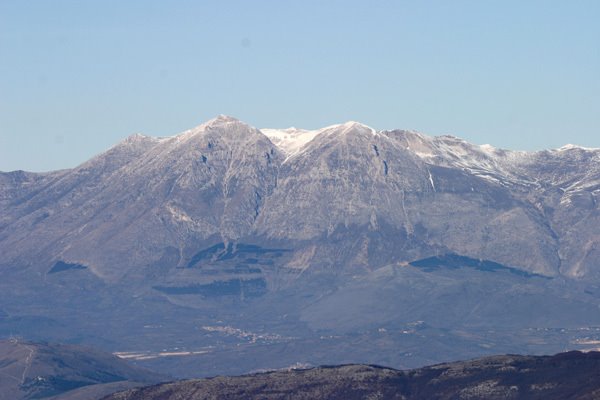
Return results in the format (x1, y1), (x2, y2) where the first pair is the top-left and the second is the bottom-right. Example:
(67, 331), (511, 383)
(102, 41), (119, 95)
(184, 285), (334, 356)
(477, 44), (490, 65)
(262, 121), (379, 158)
(173, 115), (266, 147)
(556, 143), (600, 152)
(207, 114), (240, 124)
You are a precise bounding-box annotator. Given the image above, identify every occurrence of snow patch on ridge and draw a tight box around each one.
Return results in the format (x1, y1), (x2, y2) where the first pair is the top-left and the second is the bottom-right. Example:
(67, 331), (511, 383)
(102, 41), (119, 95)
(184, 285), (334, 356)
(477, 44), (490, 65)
(556, 144), (600, 152)
(261, 128), (321, 158)
(262, 121), (378, 158)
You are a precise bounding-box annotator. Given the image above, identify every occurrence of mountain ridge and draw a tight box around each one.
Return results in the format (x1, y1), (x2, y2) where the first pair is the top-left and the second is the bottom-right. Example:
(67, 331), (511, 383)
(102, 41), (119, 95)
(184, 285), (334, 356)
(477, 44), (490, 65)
(103, 350), (600, 400)
(0, 339), (166, 400)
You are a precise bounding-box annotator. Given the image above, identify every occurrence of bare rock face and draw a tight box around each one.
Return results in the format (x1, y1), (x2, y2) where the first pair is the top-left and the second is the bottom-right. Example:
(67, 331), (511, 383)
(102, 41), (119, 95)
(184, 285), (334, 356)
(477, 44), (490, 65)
(104, 351), (600, 400)
(257, 122), (428, 239)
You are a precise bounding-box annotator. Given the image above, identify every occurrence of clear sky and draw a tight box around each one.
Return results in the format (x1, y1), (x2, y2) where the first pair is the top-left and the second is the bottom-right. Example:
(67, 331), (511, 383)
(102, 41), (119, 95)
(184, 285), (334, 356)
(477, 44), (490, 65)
(1, 1), (598, 172)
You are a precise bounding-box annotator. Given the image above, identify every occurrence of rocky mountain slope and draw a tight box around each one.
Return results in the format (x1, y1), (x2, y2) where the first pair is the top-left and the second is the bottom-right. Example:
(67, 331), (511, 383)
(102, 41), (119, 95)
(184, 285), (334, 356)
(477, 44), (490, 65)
(105, 351), (600, 400)
(0, 340), (165, 400)
(1, 115), (599, 377)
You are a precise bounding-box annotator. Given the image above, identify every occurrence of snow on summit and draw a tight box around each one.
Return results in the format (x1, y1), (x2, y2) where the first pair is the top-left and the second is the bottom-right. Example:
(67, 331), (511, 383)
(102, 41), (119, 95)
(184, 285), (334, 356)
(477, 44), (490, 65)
(108, 116), (599, 180)
(260, 127), (321, 157)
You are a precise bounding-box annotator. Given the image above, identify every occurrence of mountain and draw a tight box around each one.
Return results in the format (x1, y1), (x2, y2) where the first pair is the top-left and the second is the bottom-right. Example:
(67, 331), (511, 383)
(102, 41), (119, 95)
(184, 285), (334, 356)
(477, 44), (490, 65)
(4, 116), (600, 279)
(0, 116), (281, 281)
(0, 339), (165, 400)
(1, 115), (599, 377)
(104, 351), (600, 400)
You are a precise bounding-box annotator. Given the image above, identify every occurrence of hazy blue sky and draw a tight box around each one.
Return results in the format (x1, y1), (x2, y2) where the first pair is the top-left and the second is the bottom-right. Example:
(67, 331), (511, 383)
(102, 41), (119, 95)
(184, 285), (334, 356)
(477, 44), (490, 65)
(1, 1), (598, 171)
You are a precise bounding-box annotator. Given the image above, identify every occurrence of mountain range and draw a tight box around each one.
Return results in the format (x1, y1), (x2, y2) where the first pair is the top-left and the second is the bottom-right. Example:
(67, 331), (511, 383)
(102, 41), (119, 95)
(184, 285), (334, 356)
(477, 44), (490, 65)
(3, 338), (599, 400)
(1, 115), (599, 376)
